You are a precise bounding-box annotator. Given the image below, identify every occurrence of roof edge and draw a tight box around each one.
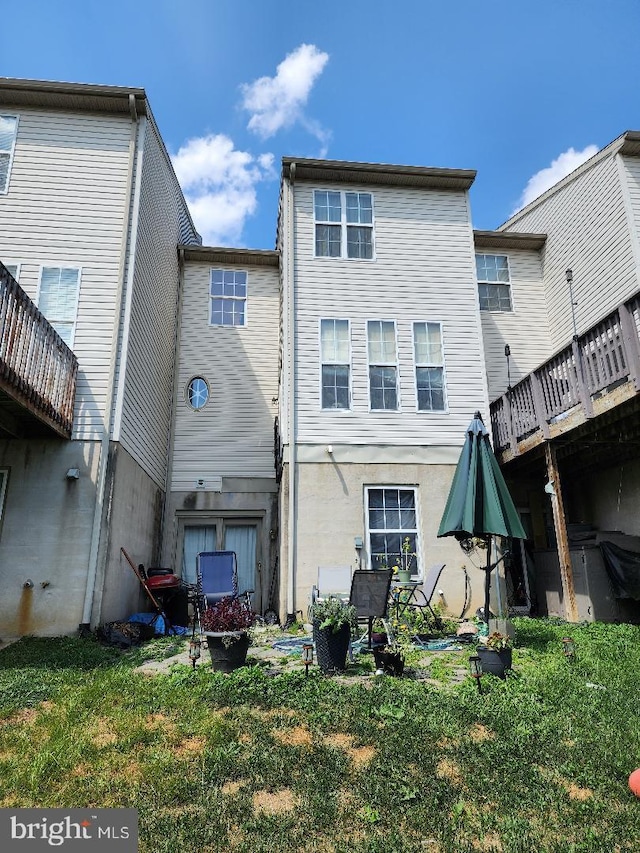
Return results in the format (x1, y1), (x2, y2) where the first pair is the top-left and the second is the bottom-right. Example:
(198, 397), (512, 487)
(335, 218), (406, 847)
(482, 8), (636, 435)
(180, 245), (280, 267)
(473, 230), (547, 251)
(0, 77), (148, 115)
(282, 156), (476, 191)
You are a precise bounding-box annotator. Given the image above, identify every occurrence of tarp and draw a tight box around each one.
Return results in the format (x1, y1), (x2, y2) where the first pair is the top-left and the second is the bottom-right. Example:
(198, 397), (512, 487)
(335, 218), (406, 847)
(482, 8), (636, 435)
(599, 541), (640, 600)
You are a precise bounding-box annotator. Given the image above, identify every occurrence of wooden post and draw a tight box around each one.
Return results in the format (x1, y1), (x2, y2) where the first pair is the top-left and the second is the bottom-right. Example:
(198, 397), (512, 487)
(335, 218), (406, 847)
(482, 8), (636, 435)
(618, 302), (640, 391)
(530, 371), (550, 439)
(503, 390), (517, 454)
(544, 442), (578, 622)
(571, 338), (594, 418)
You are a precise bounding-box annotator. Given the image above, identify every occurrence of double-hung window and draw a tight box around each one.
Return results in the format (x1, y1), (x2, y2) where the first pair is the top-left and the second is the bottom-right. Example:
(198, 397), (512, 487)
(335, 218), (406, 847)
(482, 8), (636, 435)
(38, 266), (81, 348)
(368, 320), (398, 410)
(210, 269), (247, 326)
(314, 190), (374, 259)
(476, 253), (512, 312)
(413, 322), (446, 411)
(320, 319), (350, 409)
(367, 486), (419, 575)
(0, 115), (18, 194)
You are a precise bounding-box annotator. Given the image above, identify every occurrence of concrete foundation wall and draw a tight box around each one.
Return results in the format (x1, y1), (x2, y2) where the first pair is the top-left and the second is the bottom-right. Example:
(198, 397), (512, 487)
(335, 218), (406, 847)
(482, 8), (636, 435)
(163, 480), (279, 615)
(93, 443), (166, 627)
(280, 460), (491, 621)
(0, 438), (100, 637)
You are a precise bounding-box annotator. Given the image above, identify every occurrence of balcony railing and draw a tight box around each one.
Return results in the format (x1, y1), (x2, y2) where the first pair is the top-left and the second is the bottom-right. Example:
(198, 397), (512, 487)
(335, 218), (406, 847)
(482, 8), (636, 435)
(0, 263), (78, 438)
(491, 292), (640, 456)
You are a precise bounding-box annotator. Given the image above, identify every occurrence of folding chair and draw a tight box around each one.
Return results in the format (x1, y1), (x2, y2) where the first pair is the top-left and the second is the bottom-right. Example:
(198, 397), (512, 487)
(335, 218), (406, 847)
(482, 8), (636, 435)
(390, 563), (446, 631)
(197, 551), (254, 609)
(349, 569), (393, 648)
(309, 566), (352, 620)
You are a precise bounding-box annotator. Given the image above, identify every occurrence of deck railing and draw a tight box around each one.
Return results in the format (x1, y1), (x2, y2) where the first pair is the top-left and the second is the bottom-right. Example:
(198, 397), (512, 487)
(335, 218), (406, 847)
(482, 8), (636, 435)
(0, 263), (78, 437)
(490, 292), (640, 454)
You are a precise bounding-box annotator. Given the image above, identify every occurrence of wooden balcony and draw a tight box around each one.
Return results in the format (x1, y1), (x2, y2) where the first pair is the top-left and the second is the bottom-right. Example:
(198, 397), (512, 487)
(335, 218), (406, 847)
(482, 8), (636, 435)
(0, 263), (78, 439)
(490, 291), (640, 467)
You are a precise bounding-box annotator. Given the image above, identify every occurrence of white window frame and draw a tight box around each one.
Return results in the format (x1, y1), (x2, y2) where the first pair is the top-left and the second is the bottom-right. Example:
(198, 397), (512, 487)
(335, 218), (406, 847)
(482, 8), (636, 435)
(365, 485), (422, 578)
(185, 376), (210, 411)
(209, 268), (248, 327)
(1, 261), (20, 282)
(0, 468), (9, 532)
(367, 319), (399, 411)
(319, 318), (352, 410)
(313, 189), (375, 260)
(412, 321), (448, 413)
(476, 253), (513, 312)
(0, 114), (19, 195)
(36, 265), (82, 348)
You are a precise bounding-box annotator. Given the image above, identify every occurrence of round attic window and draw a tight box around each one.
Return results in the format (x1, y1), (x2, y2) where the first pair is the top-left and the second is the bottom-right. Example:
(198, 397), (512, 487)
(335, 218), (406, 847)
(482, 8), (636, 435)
(187, 377), (209, 410)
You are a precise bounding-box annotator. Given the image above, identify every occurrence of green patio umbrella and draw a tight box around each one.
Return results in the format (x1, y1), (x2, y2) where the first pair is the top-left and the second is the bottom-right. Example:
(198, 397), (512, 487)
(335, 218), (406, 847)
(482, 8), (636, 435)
(438, 411), (526, 623)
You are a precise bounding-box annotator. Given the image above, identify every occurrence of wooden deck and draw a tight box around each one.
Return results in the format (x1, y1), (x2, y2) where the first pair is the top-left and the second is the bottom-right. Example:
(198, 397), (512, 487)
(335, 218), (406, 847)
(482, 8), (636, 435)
(0, 263), (78, 439)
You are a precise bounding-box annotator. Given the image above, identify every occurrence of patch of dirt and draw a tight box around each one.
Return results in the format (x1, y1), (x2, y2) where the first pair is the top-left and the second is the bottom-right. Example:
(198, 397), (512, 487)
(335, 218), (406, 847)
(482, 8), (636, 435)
(566, 782), (593, 801)
(436, 758), (463, 786)
(222, 780), (246, 796)
(239, 733), (252, 744)
(472, 833), (503, 851)
(1, 708), (38, 726)
(468, 724), (495, 743)
(436, 736), (460, 749)
(144, 712), (178, 738)
(325, 733), (354, 749)
(252, 788), (299, 814)
(324, 733), (376, 769)
(90, 718), (118, 747)
(271, 725), (313, 747)
(70, 763), (91, 778)
(173, 736), (206, 759)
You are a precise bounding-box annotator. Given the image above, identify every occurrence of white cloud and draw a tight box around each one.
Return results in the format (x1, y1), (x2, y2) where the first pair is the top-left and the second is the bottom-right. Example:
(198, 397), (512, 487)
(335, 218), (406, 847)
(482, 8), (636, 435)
(241, 43), (330, 142)
(512, 144), (599, 215)
(172, 134), (274, 246)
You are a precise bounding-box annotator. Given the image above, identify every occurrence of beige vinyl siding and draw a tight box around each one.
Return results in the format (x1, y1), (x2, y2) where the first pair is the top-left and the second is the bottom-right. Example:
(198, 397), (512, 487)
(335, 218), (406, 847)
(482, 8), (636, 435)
(292, 183), (488, 445)
(115, 120), (194, 486)
(171, 261), (279, 488)
(504, 152), (636, 350)
(480, 249), (552, 400)
(0, 106), (132, 439)
(620, 155), (640, 279)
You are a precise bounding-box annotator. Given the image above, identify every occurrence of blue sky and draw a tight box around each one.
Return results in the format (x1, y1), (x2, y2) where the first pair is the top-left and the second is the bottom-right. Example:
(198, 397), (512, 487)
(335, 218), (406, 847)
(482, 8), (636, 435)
(2, 0), (639, 248)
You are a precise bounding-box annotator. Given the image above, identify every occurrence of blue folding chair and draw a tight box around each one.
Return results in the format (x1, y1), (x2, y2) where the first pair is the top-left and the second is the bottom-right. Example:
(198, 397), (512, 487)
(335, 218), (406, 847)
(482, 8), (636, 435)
(196, 551), (254, 609)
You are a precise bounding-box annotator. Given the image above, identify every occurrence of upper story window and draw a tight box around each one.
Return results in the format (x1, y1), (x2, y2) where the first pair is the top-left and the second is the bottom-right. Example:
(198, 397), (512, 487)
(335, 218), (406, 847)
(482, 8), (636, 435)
(38, 266), (81, 348)
(413, 322), (446, 412)
(367, 320), (398, 410)
(210, 269), (247, 326)
(475, 253), (512, 312)
(320, 319), (351, 409)
(2, 262), (19, 281)
(187, 376), (209, 410)
(314, 190), (374, 259)
(0, 115), (18, 194)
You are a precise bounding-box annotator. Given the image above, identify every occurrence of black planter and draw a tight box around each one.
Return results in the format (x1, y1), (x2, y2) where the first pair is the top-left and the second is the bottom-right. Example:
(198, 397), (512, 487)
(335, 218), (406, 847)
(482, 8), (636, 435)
(478, 646), (512, 679)
(372, 645), (405, 676)
(313, 621), (351, 673)
(205, 632), (250, 672)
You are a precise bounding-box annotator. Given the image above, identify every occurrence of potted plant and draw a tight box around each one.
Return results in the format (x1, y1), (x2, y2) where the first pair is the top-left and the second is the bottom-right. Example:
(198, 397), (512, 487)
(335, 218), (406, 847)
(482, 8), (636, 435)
(309, 597), (357, 674)
(393, 537), (415, 583)
(201, 596), (256, 672)
(477, 631), (513, 679)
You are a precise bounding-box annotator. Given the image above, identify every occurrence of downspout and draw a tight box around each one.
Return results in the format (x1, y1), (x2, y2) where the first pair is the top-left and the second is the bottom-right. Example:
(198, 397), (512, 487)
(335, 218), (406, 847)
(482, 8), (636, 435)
(286, 163), (297, 618)
(80, 94), (142, 629)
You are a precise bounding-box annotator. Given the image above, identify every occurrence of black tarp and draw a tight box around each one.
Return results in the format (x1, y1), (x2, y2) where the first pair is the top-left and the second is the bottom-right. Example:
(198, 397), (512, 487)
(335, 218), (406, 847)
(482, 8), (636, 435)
(599, 541), (640, 600)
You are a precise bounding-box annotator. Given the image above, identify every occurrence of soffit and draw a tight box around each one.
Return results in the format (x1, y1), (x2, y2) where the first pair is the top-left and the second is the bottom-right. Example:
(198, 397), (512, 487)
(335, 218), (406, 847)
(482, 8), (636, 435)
(180, 246), (280, 267)
(0, 78), (148, 116)
(282, 157), (476, 191)
(473, 230), (547, 251)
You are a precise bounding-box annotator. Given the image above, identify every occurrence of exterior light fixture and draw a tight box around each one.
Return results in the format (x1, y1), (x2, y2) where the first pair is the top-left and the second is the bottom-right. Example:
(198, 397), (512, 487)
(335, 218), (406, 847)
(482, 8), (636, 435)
(189, 638), (202, 668)
(469, 655), (483, 694)
(65, 468), (80, 480)
(302, 643), (314, 676)
(562, 636), (576, 661)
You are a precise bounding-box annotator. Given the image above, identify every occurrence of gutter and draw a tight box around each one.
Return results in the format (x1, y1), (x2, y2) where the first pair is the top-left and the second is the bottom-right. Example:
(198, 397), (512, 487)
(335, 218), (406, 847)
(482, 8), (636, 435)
(80, 94), (142, 629)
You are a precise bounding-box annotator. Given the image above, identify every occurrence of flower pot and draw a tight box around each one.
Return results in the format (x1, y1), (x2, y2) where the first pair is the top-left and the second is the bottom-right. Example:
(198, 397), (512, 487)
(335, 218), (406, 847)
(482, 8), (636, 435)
(205, 631), (251, 672)
(396, 570), (412, 583)
(477, 646), (512, 679)
(313, 621), (351, 673)
(372, 645), (405, 676)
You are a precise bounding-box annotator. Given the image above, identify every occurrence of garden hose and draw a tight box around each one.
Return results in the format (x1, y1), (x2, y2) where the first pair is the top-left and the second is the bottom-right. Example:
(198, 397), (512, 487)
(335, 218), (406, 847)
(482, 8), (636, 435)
(459, 565), (471, 619)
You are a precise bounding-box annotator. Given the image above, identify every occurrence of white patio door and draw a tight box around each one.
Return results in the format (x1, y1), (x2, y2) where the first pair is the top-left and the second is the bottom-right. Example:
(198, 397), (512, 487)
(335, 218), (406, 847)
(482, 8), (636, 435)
(180, 520), (259, 602)
(224, 525), (257, 598)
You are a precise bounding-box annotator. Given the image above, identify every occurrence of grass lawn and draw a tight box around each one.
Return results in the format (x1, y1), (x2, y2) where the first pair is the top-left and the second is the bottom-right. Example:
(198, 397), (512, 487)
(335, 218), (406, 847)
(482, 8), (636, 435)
(0, 618), (639, 852)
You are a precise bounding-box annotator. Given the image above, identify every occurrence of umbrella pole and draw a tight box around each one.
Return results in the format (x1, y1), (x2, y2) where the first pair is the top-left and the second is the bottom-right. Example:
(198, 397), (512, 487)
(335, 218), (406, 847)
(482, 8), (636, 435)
(484, 534), (492, 625)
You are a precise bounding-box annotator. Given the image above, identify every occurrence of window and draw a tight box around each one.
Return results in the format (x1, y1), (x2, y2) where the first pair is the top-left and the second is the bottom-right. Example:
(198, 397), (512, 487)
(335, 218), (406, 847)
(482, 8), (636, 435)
(210, 269), (247, 326)
(367, 486), (419, 575)
(314, 190), (374, 259)
(0, 115), (18, 194)
(368, 320), (398, 410)
(38, 266), (81, 347)
(476, 253), (512, 312)
(187, 377), (209, 409)
(413, 322), (446, 411)
(320, 319), (351, 409)
(2, 262), (19, 281)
